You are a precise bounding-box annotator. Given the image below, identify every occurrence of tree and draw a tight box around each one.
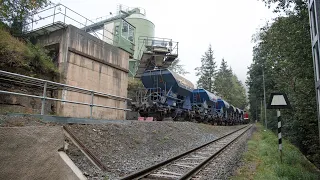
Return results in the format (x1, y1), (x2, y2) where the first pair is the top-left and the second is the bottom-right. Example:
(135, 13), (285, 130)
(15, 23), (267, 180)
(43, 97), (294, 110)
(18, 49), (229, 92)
(246, 4), (320, 167)
(168, 58), (189, 75)
(195, 44), (217, 91)
(261, 0), (307, 13)
(214, 59), (247, 108)
(214, 59), (233, 100)
(0, 0), (51, 35)
(230, 75), (247, 109)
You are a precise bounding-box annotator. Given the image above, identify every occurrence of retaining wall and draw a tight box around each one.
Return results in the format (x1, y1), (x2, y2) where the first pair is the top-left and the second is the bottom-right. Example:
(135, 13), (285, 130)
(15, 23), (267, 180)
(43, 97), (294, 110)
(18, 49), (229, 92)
(37, 25), (130, 120)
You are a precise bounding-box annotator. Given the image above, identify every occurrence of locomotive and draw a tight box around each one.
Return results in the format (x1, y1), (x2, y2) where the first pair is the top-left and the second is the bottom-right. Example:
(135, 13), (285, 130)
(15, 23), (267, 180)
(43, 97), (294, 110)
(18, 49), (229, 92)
(131, 68), (248, 125)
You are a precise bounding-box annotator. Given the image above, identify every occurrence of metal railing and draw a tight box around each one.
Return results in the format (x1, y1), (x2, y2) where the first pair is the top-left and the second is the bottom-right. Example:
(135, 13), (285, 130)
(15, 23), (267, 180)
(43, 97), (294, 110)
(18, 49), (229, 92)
(132, 36), (179, 75)
(138, 36), (179, 56)
(0, 70), (131, 119)
(24, 3), (122, 47)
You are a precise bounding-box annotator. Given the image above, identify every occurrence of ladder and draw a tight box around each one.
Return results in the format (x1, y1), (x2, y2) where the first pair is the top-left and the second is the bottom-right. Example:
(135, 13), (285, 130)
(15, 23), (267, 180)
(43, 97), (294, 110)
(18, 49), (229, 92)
(193, 89), (200, 104)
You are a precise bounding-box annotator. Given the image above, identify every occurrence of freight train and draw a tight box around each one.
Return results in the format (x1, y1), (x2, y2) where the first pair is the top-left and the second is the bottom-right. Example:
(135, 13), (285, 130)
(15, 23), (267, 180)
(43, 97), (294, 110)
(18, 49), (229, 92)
(131, 69), (249, 125)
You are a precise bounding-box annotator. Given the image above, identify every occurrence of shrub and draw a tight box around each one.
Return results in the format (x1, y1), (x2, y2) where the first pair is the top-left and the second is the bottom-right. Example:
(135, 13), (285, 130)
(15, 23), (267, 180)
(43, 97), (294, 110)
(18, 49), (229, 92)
(0, 28), (58, 77)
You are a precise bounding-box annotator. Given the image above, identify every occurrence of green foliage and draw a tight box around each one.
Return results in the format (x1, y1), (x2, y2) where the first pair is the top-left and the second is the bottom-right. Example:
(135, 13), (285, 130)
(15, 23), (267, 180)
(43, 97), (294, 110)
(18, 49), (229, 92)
(261, 0), (307, 13)
(0, 28), (58, 77)
(195, 46), (247, 108)
(27, 42), (57, 74)
(127, 78), (144, 99)
(232, 124), (320, 180)
(230, 75), (247, 109)
(214, 59), (247, 109)
(0, 0), (51, 35)
(215, 59), (233, 100)
(247, 2), (320, 167)
(195, 44), (216, 91)
(168, 58), (189, 75)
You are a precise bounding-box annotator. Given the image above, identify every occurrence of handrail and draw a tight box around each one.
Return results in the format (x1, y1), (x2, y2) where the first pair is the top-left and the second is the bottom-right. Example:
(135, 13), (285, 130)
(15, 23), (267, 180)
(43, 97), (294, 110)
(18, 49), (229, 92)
(23, 3), (137, 49)
(137, 36), (179, 56)
(0, 70), (131, 101)
(0, 70), (131, 118)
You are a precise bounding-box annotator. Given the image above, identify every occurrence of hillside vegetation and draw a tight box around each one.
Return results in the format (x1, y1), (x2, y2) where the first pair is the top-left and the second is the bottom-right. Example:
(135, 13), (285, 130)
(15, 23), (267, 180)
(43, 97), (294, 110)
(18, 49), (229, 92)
(0, 28), (58, 78)
(232, 124), (320, 180)
(247, 0), (320, 167)
(0, 0), (56, 78)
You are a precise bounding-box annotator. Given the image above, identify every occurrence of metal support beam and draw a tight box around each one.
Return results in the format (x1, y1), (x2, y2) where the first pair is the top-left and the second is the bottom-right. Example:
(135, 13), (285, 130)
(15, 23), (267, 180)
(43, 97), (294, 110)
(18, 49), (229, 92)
(90, 91), (94, 119)
(308, 0), (320, 144)
(263, 69), (267, 129)
(41, 82), (47, 115)
(124, 100), (127, 120)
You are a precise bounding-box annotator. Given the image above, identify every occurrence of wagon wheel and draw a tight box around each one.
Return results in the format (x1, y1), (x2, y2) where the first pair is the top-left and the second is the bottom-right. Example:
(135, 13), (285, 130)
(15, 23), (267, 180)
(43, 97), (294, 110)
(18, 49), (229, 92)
(154, 112), (164, 121)
(184, 113), (191, 122)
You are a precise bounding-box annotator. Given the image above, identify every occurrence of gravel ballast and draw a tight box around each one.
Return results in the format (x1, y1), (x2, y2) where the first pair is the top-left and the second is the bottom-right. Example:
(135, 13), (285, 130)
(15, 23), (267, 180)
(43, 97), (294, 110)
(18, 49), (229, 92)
(65, 121), (247, 179)
(0, 115), (252, 180)
(194, 125), (255, 179)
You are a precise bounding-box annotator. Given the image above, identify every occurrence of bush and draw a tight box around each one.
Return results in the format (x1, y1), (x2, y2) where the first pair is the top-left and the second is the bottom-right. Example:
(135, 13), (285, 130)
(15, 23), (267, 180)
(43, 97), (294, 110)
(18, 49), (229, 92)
(127, 78), (144, 99)
(232, 124), (320, 180)
(27, 42), (58, 74)
(0, 28), (58, 77)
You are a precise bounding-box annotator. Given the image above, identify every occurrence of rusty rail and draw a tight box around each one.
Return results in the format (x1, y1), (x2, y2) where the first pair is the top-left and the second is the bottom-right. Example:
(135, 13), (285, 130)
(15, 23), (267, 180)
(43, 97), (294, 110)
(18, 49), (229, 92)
(63, 126), (107, 171)
(120, 124), (252, 180)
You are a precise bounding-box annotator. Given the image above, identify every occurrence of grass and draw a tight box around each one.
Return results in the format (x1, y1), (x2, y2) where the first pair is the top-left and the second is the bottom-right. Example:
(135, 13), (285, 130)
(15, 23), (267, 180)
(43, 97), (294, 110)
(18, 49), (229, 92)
(232, 123), (320, 180)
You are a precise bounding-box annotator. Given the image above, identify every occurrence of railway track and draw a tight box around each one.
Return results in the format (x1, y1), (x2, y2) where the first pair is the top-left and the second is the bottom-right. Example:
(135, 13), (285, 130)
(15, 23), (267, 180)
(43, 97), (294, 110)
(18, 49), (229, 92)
(120, 124), (252, 180)
(63, 126), (107, 171)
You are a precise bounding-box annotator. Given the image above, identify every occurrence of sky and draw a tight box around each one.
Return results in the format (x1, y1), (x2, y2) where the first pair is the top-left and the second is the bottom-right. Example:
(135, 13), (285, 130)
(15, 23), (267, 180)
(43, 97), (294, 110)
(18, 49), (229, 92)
(51, 0), (276, 87)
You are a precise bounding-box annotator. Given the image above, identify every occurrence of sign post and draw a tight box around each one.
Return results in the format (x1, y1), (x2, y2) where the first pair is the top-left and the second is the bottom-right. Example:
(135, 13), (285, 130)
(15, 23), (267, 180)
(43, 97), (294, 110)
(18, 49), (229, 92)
(267, 93), (291, 163)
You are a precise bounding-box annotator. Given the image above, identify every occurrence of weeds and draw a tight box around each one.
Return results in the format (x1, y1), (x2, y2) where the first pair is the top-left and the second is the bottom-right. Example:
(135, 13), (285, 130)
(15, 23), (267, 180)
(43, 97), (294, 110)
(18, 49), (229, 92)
(232, 123), (320, 180)
(0, 28), (58, 77)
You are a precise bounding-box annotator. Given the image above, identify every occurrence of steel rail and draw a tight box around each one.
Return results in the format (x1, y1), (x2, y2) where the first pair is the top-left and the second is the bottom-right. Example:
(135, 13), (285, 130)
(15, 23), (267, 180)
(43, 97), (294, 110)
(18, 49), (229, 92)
(179, 125), (252, 180)
(63, 126), (107, 171)
(119, 125), (251, 180)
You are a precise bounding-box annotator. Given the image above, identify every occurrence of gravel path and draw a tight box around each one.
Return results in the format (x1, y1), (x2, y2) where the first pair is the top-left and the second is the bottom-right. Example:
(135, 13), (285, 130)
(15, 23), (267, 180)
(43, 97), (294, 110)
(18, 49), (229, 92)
(65, 121), (247, 180)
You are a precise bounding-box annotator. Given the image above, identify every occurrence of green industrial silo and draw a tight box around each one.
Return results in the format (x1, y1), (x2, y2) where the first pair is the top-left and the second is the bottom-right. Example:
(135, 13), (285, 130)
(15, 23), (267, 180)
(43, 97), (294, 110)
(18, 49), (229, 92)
(125, 8), (155, 77)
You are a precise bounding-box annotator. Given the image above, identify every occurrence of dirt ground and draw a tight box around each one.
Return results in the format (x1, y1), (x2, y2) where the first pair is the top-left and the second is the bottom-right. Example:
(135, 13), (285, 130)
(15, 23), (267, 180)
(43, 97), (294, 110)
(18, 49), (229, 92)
(0, 114), (56, 127)
(0, 125), (79, 180)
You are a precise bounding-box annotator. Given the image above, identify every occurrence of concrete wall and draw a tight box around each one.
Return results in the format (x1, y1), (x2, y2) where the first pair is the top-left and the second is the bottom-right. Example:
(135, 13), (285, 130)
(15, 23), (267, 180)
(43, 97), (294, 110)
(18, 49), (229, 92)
(0, 126), (79, 180)
(38, 25), (129, 120)
(0, 82), (56, 114)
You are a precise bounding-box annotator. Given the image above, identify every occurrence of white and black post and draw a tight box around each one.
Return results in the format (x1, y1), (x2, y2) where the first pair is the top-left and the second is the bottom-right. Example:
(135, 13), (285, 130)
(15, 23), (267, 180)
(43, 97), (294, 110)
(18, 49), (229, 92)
(277, 109), (282, 163)
(267, 92), (291, 164)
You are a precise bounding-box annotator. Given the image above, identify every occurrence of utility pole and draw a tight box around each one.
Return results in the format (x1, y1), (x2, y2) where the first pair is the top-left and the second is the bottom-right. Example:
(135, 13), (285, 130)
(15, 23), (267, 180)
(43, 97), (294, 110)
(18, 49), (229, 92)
(208, 77), (212, 92)
(261, 100), (263, 122)
(263, 68), (267, 129)
(255, 98), (258, 122)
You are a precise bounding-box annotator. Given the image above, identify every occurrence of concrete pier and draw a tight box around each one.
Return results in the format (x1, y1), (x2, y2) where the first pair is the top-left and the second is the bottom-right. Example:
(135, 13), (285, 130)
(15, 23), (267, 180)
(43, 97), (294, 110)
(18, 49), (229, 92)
(36, 25), (130, 120)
